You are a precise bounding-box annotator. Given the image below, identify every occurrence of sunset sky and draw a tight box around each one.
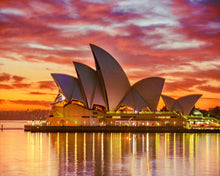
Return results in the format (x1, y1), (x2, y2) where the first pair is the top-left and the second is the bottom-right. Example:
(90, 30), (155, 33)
(0, 0), (219, 110)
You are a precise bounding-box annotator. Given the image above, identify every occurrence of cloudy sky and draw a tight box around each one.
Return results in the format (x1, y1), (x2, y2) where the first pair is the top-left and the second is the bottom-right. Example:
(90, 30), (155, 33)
(0, 0), (219, 110)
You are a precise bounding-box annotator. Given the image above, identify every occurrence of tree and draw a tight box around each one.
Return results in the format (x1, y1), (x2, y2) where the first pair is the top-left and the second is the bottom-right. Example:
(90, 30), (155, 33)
(209, 106), (220, 120)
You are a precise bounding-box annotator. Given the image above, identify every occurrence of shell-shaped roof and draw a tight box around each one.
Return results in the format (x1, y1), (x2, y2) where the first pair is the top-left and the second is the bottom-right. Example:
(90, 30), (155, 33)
(73, 62), (106, 109)
(161, 95), (175, 110)
(173, 101), (182, 111)
(90, 44), (130, 111)
(177, 94), (202, 115)
(120, 88), (148, 109)
(51, 44), (202, 114)
(133, 77), (165, 111)
(133, 89), (148, 108)
(161, 94), (202, 115)
(51, 73), (85, 104)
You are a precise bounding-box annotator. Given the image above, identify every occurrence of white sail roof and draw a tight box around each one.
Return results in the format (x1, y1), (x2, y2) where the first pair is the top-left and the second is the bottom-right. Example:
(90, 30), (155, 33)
(74, 62), (106, 109)
(50, 44), (202, 114)
(177, 94), (202, 115)
(133, 77), (165, 111)
(120, 88), (148, 109)
(90, 44), (130, 111)
(51, 73), (85, 104)
(162, 94), (202, 115)
(161, 95), (175, 110)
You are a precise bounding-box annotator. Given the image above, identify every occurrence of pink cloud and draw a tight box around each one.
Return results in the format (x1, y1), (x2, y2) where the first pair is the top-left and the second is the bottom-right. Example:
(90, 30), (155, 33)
(0, 0), (219, 109)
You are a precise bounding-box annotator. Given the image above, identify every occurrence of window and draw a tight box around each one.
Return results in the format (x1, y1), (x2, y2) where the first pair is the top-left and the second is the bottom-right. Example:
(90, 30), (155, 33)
(82, 116), (89, 118)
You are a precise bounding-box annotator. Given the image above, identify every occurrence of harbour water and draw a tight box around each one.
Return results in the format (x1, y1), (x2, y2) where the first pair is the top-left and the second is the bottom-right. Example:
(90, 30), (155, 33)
(0, 121), (219, 176)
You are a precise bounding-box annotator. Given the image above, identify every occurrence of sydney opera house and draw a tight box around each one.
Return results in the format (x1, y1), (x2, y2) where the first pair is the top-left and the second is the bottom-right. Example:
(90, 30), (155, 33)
(47, 44), (202, 127)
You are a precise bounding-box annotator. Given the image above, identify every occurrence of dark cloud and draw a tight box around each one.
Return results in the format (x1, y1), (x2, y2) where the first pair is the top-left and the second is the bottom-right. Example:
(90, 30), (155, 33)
(163, 78), (207, 92)
(0, 82), (31, 89)
(0, 73), (27, 83)
(29, 91), (56, 95)
(197, 85), (220, 93)
(0, 84), (13, 89)
(0, 73), (11, 82)
(12, 83), (31, 88)
(38, 81), (56, 90)
(12, 75), (25, 82)
(29, 91), (48, 95)
(9, 99), (51, 107)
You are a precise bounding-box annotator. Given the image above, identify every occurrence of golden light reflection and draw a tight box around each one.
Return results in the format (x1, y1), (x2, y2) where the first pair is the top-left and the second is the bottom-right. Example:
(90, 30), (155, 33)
(92, 133), (95, 161)
(0, 130), (60, 176)
(146, 133), (149, 152)
(146, 133), (150, 175)
(74, 133), (77, 175)
(128, 133), (131, 153)
(48, 133), (51, 176)
(173, 133), (176, 174)
(189, 134), (195, 174)
(155, 133), (160, 159)
(206, 134), (210, 172)
(83, 132), (86, 175)
(164, 133), (170, 171)
(40, 133), (43, 174)
(110, 133), (113, 175)
(66, 133), (68, 174)
(110, 133), (113, 161)
(1, 131), (220, 176)
(57, 133), (59, 158)
(83, 133), (86, 161)
(195, 133), (198, 157)
(31, 133), (35, 175)
(183, 133), (185, 157)
(132, 134), (136, 154)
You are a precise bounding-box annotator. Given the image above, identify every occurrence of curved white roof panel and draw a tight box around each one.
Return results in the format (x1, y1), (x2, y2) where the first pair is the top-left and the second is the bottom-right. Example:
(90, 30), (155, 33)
(173, 101), (182, 111)
(133, 77), (165, 111)
(177, 94), (202, 115)
(74, 62), (106, 109)
(51, 73), (85, 104)
(133, 89), (148, 108)
(90, 44), (130, 111)
(120, 89), (135, 108)
(162, 94), (202, 115)
(120, 88), (148, 109)
(161, 95), (175, 110)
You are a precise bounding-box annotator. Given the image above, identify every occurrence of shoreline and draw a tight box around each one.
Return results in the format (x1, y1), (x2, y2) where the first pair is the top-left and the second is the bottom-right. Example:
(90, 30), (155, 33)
(24, 125), (220, 133)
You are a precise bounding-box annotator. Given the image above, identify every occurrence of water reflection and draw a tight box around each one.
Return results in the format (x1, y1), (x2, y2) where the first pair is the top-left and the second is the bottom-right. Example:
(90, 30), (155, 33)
(0, 131), (220, 176)
(47, 133), (220, 176)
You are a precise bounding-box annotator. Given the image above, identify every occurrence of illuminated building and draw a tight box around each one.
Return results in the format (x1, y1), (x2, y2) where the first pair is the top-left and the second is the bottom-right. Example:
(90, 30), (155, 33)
(47, 44), (202, 127)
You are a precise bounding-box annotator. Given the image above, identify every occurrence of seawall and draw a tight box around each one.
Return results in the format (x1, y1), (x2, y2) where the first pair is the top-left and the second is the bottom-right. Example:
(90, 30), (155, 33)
(24, 125), (220, 133)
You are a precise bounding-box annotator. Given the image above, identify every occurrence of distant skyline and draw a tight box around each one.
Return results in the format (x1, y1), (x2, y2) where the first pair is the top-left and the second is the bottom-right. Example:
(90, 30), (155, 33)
(0, 0), (220, 110)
